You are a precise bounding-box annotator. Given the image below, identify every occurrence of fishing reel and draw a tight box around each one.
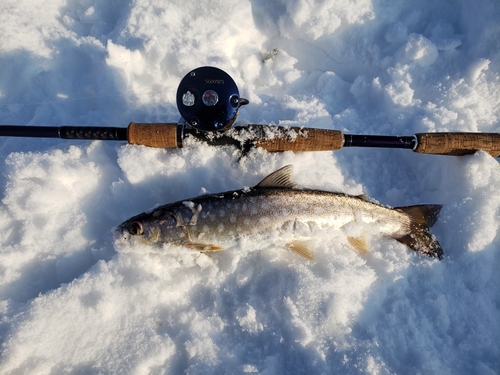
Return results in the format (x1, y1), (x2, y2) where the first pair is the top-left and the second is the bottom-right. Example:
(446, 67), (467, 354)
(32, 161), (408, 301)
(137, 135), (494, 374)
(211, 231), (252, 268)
(176, 66), (249, 131)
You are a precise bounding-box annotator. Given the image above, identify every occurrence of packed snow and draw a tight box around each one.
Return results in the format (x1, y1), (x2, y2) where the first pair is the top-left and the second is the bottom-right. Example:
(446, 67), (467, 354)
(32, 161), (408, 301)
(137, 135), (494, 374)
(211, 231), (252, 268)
(0, 0), (499, 374)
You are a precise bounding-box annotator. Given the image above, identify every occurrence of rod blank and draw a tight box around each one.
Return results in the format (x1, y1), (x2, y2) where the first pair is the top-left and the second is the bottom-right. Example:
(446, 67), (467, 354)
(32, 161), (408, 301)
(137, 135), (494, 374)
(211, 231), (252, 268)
(0, 125), (127, 141)
(0, 123), (499, 157)
(344, 134), (415, 149)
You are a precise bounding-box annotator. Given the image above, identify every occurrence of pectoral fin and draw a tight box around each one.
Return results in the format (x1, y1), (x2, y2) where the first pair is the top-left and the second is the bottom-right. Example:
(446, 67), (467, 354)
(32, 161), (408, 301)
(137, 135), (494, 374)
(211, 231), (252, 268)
(285, 240), (315, 261)
(184, 242), (224, 251)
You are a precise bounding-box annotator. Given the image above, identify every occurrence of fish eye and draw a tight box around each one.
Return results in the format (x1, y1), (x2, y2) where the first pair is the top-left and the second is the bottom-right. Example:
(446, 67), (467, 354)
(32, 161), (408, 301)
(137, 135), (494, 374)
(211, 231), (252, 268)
(127, 221), (144, 235)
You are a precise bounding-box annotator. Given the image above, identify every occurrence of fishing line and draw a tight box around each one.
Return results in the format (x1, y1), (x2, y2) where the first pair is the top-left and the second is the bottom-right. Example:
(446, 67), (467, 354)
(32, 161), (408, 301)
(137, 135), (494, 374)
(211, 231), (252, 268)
(0, 89), (177, 108)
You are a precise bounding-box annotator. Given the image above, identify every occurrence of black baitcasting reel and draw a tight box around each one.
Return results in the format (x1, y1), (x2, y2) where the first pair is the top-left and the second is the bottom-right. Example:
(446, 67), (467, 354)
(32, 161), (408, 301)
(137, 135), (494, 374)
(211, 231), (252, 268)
(176, 66), (249, 131)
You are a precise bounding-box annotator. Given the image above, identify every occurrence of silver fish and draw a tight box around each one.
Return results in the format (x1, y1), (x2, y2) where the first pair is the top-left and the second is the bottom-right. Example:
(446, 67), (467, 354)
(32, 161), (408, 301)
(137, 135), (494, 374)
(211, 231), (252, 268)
(115, 165), (443, 260)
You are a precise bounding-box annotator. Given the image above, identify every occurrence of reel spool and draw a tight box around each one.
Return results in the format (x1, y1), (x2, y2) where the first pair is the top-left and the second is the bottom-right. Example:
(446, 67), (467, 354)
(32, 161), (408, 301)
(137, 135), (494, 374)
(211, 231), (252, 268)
(176, 66), (249, 131)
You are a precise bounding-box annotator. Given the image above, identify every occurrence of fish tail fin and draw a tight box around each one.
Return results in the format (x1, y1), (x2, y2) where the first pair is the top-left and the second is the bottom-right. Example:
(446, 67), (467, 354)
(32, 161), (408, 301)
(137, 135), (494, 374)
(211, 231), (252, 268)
(393, 205), (444, 260)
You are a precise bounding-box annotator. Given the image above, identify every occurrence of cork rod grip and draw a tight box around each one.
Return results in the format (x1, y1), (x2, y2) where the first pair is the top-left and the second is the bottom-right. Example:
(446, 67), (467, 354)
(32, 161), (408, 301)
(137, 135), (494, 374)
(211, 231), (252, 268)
(127, 122), (179, 148)
(414, 132), (500, 157)
(247, 126), (344, 152)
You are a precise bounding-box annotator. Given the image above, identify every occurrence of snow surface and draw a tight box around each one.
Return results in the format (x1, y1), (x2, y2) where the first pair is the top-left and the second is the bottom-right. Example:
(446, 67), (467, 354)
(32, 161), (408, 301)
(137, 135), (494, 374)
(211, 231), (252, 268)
(0, 0), (499, 374)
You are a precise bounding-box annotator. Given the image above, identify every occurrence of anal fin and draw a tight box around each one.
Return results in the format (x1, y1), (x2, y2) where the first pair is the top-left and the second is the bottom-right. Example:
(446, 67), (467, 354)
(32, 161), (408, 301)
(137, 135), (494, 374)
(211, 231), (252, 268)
(347, 235), (369, 255)
(285, 240), (315, 261)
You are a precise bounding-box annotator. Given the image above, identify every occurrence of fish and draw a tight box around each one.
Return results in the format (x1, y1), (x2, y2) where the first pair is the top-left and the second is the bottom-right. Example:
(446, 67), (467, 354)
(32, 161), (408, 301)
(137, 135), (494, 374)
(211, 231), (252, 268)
(114, 165), (444, 260)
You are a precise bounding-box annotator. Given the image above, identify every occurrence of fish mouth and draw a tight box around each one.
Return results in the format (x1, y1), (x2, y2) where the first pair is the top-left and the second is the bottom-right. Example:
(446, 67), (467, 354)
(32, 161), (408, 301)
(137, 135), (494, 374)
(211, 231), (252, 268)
(113, 226), (156, 248)
(113, 227), (131, 247)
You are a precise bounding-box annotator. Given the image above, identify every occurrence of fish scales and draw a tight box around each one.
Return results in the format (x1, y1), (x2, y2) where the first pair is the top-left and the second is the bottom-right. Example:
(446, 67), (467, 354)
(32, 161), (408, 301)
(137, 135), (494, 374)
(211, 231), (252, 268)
(115, 165), (443, 260)
(181, 190), (405, 237)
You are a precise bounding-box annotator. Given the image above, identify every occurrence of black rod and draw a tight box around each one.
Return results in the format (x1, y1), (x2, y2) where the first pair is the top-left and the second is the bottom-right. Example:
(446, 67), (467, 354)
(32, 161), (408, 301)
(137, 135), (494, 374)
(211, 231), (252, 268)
(344, 134), (416, 149)
(0, 125), (128, 141)
(60, 126), (127, 140)
(0, 125), (61, 138)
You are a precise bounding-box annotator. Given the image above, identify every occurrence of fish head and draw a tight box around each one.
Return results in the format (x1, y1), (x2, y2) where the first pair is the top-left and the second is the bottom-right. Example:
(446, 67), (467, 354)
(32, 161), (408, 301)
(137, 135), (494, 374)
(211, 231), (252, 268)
(114, 211), (181, 247)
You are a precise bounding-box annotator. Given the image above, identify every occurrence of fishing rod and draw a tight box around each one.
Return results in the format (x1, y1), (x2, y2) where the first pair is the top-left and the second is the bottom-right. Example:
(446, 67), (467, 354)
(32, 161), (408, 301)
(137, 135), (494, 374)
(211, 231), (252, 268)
(1, 66), (499, 157)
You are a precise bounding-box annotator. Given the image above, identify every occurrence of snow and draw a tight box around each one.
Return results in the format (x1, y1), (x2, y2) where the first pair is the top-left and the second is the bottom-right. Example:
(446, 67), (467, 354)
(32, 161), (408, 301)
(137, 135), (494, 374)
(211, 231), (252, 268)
(0, 0), (499, 373)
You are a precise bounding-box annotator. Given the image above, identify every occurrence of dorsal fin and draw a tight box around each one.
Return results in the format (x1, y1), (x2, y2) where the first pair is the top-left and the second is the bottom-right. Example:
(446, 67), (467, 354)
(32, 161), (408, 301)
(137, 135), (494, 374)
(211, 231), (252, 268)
(256, 165), (296, 189)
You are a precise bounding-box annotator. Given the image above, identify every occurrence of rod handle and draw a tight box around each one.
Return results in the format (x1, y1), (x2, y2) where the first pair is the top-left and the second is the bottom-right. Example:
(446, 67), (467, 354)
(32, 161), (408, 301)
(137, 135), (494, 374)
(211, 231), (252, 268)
(127, 122), (179, 148)
(244, 125), (344, 152)
(414, 132), (500, 157)
(126, 123), (345, 152)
